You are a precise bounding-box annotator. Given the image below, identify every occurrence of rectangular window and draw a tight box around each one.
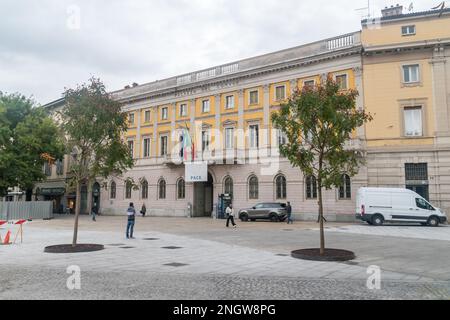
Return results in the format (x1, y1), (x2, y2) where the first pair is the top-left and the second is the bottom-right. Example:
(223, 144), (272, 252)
(249, 90), (259, 105)
(160, 135), (168, 156)
(129, 113), (135, 125)
(127, 140), (134, 158)
(225, 128), (234, 149)
(276, 129), (287, 147)
(404, 107), (423, 137)
(405, 163), (428, 181)
(179, 104), (187, 117)
(303, 80), (315, 88)
(402, 25), (416, 36)
(225, 95), (234, 109)
(249, 124), (259, 148)
(143, 137), (151, 158)
(202, 130), (210, 151)
(44, 162), (52, 176)
(144, 110), (151, 123)
(335, 74), (348, 90)
(275, 85), (286, 101)
(161, 107), (168, 120)
(202, 99), (210, 113)
(56, 159), (64, 175)
(403, 64), (420, 83)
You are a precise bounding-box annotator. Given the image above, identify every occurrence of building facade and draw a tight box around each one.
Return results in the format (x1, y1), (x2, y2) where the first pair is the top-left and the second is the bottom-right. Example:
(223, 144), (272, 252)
(362, 6), (450, 216)
(37, 6), (450, 221)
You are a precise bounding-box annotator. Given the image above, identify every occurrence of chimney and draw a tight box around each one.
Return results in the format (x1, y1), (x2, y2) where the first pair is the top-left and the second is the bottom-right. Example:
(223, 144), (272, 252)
(381, 4), (403, 17)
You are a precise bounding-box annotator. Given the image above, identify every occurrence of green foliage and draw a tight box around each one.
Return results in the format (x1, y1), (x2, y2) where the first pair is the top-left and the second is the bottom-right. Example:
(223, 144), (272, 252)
(271, 77), (373, 190)
(61, 77), (134, 187)
(0, 92), (65, 196)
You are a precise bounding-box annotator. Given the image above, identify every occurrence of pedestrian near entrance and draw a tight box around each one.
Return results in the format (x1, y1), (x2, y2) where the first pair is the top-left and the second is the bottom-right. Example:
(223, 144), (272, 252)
(126, 202), (136, 239)
(226, 204), (237, 228)
(140, 203), (147, 217)
(286, 202), (293, 224)
(91, 204), (97, 222)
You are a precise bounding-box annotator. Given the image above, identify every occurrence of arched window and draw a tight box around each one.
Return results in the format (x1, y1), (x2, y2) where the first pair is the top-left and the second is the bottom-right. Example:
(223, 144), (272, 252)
(125, 180), (132, 199)
(141, 179), (148, 199)
(177, 178), (185, 199)
(339, 174), (351, 199)
(158, 179), (166, 199)
(110, 181), (116, 199)
(224, 176), (233, 197)
(248, 175), (259, 199)
(306, 176), (317, 199)
(275, 175), (287, 199)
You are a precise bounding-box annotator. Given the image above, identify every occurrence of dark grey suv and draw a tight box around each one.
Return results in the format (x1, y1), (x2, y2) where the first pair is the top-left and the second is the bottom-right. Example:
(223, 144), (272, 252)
(239, 203), (287, 222)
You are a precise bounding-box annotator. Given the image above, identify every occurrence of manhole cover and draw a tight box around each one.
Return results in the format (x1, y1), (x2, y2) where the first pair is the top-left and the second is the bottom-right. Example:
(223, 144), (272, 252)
(120, 246), (136, 249)
(161, 246), (183, 250)
(107, 244), (126, 246)
(164, 262), (189, 267)
(143, 238), (160, 241)
(276, 254), (289, 257)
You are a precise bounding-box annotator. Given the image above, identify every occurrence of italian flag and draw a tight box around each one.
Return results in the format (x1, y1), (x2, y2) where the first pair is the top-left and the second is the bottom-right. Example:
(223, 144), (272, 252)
(183, 128), (195, 161)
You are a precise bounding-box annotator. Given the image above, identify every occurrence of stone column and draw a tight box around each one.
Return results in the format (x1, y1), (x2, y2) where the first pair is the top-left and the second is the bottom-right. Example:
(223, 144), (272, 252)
(431, 44), (450, 143)
(237, 89), (245, 164)
(136, 109), (141, 159)
(353, 66), (366, 140)
(214, 94), (221, 163)
(153, 106), (158, 158)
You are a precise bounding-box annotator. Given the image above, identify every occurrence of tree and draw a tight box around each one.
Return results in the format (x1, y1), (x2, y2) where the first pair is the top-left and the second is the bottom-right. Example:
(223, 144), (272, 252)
(0, 92), (64, 197)
(271, 76), (372, 255)
(60, 78), (134, 247)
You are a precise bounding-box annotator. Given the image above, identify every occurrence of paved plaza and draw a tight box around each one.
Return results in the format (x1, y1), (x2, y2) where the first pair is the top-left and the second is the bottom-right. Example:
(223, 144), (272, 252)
(0, 215), (449, 299)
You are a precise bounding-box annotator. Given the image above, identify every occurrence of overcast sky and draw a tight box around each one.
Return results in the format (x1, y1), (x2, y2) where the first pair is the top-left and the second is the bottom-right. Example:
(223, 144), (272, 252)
(0, 0), (435, 105)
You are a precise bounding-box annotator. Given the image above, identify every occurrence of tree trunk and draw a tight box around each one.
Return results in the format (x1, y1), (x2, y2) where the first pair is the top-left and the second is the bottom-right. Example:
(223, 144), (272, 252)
(72, 181), (81, 247)
(318, 180), (325, 255)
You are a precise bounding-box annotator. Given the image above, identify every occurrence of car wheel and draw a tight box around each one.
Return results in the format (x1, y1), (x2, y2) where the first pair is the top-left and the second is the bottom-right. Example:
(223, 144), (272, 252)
(240, 213), (249, 222)
(367, 221), (373, 226)
(270, 214), (279, 222)
(427, 216), (439, 227)
(371, 214), (384, 226)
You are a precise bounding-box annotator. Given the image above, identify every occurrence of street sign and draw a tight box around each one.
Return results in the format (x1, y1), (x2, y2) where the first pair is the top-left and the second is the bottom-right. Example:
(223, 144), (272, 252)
(185, 162), (208, 182)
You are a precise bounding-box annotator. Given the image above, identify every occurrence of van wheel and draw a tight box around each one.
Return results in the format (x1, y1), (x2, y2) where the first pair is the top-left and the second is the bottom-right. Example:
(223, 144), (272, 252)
(371, 214), (384, 226)
(427, 216), (439, 227)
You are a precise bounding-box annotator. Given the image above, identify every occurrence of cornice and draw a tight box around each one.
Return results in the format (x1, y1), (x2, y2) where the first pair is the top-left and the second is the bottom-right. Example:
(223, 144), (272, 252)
(116, 46), (362, 105)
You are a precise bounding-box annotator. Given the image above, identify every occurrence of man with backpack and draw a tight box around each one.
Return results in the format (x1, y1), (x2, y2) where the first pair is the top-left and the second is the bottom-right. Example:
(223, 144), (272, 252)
(126, 202), (136, 239)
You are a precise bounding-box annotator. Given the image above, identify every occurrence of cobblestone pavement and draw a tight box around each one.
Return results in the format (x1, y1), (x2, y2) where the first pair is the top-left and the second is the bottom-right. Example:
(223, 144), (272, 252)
(0, 266), (448, 300)
(0, 216), (449, 299)
(314, 224), (450, 241)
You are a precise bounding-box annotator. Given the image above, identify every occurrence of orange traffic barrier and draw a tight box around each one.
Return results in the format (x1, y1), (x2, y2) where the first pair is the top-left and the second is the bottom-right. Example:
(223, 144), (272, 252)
(3, 230), (11, 245)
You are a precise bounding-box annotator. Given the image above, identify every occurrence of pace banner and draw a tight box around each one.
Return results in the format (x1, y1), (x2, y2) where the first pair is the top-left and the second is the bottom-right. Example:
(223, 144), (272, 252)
(185, 162), (208, 182)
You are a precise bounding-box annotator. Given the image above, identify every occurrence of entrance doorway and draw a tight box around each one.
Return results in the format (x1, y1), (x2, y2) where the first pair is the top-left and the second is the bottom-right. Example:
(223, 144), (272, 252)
(193, 172), (214, 217)
(406, 185), (429, 201)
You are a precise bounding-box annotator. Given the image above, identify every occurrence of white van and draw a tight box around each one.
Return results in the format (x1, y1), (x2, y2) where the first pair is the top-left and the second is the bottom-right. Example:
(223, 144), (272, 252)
(356, 188), (447, 227)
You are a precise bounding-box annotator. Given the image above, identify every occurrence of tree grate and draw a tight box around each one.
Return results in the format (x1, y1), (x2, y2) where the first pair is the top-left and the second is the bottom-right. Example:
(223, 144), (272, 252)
(164, 262), (189, 267)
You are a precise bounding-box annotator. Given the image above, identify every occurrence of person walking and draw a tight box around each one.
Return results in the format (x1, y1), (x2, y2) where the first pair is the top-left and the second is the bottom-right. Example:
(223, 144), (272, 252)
(226, 204), (237, 228)
(91, 204), (97, 222)
(140, 203), (147, 217)
(286, 202), (293, 224)
(126, 202), (136, 239)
